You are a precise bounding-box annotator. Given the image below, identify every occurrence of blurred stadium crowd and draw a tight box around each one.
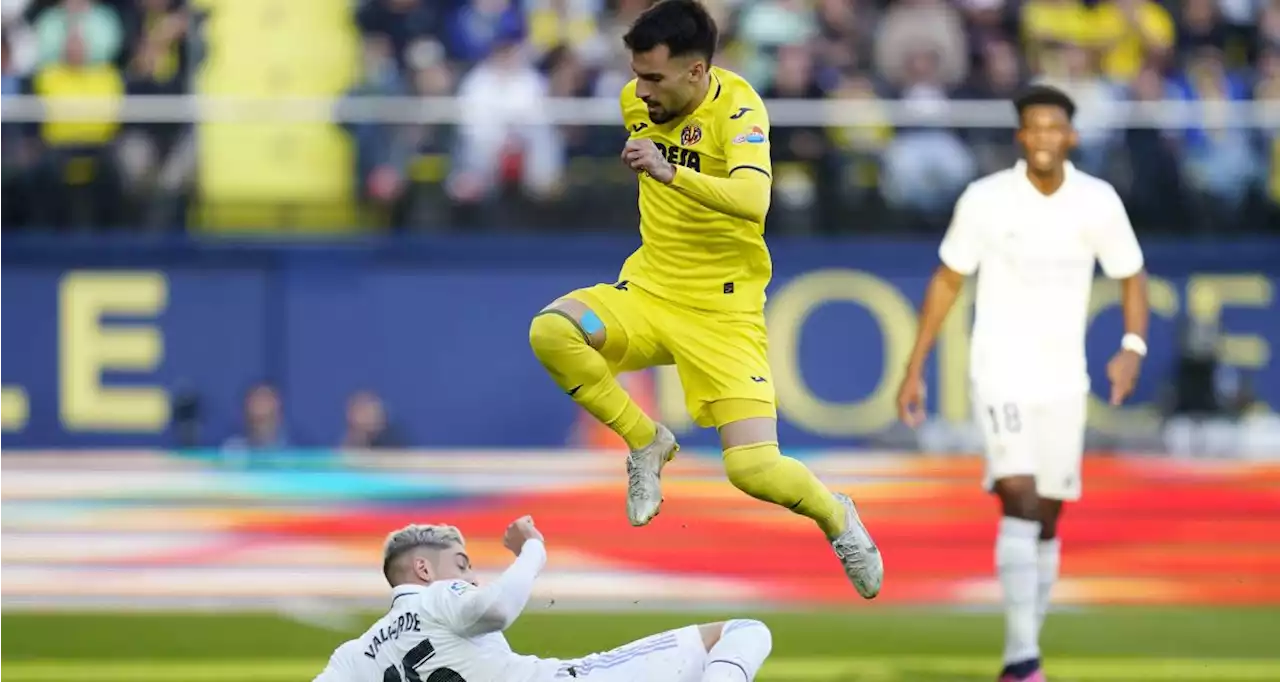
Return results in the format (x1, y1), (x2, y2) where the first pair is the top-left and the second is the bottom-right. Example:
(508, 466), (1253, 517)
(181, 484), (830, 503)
(1, 0), (1279, 234)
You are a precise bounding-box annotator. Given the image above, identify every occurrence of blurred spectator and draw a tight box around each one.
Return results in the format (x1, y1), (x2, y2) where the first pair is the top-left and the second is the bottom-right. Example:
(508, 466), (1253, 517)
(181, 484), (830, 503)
(32, 0), (122, 68)
(29, 25), (124, 228)
(1020, 0), (1092, 73)
(3, 0), (39, 75)
(1260, 1), (1280, 54)
(764, 43), (828, 231)
(1258, 47), (1280, 217)
(1167, 46), (1256, 227)
(115, 0), (192, 229)
(341, 390), (403, 449)
(957, 0), (1015, 69)
(223, 382), (291, 451)
(1091, 0), (1175, 82)
(593, 0), (652, 94)
(356, 0), (440, 74)
(958, 39), (1024, 175)
(735, 0), (816, 90)
(875, 0), (968, 89)
(449, 30), (563, 206)
(1176, 0), (1230, 59)
(120, 0), (186, 93)
(344, 33), (417, 223)
(1123, 64), (1188, 228)
(823, 72), (892, 221)
(3, 26), (37, 227)
(544, 43), (609, 156)
(527, 0), (603, 62)
(1035, 43), (1121, 175)
(170, 383), (201, 448)
(812, 0), (870, 76)
(444, 0), (525, 65)
(880, 47), (976, 222)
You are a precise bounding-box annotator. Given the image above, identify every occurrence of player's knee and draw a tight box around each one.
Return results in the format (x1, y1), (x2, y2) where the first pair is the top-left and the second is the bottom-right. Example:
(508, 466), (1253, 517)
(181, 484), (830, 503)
(697, 622), (725, 651)
(1039, 500), (1063, 539)
(993, 476), (1039, 520)
(529, 311), (589, 362)
(723, 619), (772, 654)
(722, 442), (781, 499)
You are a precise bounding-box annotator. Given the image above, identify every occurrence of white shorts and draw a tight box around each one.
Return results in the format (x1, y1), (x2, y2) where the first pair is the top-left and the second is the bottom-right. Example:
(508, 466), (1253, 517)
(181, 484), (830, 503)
(974, 391), (1088, 501)
(554, 626), (707, 682)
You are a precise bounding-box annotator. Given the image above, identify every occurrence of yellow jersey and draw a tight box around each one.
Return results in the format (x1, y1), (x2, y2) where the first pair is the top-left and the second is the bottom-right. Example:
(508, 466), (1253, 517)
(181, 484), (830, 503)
(34, 63), (124, 147)
(617, 66), (773, 313)
(1092, 1), (1174, 82)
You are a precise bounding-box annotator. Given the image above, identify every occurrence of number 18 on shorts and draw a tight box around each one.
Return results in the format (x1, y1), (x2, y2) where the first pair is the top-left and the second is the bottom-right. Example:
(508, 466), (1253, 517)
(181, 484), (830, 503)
(975, 393), (1088, 501)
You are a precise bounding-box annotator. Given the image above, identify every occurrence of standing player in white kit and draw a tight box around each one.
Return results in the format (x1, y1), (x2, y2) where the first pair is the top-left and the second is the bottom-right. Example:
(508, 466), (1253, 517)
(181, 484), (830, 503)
(896, 85), (1150, 682)
(314, 518), (773, 682)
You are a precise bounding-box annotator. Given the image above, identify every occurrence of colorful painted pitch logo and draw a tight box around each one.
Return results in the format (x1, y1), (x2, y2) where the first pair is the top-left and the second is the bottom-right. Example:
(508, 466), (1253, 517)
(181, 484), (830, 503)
(681, 122), (703, 147)
(733, 125), (766, 144)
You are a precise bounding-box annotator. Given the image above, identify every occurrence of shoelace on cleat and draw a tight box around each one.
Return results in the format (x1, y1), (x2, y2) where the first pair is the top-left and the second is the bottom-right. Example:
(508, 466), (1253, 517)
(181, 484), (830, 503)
(626, 455), (656, 500)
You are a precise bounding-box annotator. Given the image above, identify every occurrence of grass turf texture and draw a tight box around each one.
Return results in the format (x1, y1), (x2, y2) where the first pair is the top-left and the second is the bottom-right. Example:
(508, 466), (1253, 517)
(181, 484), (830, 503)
(3, 608), (1277, 681)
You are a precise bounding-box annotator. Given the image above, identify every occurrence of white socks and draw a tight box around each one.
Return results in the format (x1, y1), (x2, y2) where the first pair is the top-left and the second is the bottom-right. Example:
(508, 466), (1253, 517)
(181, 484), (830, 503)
(996, 516), (1041, 665)
(1037, 538), (1061, 633)
(702, 619), (773, 682)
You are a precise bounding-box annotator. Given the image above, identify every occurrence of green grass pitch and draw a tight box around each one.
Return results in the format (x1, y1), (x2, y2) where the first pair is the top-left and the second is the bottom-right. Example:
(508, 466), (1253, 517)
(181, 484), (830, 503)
(3, 608), (1278, 681)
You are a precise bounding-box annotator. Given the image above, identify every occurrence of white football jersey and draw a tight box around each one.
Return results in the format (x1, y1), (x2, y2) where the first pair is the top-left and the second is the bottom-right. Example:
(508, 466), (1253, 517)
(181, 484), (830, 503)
(359, 581), (564, 682)
(315, 638), (380, 682)
(940, 161), (1144, 400)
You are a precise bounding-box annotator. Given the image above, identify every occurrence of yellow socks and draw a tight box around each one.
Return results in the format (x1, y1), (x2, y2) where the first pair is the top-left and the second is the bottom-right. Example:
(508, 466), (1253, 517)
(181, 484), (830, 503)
(529, 312), (656, 450)
(722, 442), (847, 539)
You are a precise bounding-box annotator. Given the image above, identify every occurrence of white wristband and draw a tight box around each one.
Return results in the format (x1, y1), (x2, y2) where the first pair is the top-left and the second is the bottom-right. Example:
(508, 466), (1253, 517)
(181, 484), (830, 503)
(1121, 333), (1147, 357)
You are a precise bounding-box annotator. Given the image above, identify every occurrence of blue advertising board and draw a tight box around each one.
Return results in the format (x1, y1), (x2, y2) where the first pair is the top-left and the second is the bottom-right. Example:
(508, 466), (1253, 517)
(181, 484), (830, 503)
(3, 235), (1278, 448)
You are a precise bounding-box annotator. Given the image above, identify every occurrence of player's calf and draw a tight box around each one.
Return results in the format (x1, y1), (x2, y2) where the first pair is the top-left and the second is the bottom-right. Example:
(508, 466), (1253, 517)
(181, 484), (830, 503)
(992, 476), (1043, 674)
(1034, 497), (1064, 637)
(719, 415), (883, 598)
(528, 301), (657, 452)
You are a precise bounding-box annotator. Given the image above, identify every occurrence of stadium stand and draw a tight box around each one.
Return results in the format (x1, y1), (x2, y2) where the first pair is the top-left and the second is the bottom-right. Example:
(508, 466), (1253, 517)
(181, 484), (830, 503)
(1, 0), (1278, 233)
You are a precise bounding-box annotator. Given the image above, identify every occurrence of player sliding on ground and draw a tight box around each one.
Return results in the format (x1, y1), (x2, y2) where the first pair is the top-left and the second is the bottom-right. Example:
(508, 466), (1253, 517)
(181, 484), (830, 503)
(314, 520), (774, 682)
(897, 85), (1150, 682)
(526, 0), (882, 599)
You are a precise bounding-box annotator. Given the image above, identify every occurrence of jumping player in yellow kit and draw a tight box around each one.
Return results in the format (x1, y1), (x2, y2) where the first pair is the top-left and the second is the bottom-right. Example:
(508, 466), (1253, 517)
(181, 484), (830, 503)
(527, 0), (883, 598)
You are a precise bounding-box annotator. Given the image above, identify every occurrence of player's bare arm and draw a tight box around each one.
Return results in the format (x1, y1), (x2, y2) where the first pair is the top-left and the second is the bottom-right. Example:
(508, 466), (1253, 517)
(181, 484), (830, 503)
(1107, 270), (1149, 405)
(898, 264), (967, 426)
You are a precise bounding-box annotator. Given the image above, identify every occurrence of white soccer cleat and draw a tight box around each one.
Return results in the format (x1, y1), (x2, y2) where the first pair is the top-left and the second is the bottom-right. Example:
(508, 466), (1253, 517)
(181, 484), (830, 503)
(830, 492), (884, 599)
(625, 423), (678, 527)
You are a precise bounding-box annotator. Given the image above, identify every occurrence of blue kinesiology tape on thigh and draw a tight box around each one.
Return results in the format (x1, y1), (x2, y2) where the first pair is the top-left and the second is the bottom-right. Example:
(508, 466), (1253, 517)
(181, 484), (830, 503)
(580, 310), (605, 336)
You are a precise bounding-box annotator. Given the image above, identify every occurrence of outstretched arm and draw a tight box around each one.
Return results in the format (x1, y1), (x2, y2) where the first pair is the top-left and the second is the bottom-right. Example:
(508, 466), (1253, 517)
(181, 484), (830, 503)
(445, 539), (547, 635)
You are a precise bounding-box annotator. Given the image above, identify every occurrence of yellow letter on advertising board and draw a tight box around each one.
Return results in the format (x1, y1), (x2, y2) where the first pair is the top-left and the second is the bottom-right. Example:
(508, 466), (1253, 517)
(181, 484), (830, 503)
(1, 386), (29, 432)
(768, 269), (916, 437)
(59, 271), (170, 431)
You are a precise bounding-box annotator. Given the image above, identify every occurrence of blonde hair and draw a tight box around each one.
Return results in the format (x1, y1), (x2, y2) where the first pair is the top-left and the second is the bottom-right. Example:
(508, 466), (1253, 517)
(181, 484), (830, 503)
(382, 523), (465, 585)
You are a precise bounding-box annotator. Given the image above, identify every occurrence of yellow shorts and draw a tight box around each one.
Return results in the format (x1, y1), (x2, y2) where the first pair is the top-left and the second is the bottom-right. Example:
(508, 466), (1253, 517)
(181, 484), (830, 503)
(566, 282), (776, 428)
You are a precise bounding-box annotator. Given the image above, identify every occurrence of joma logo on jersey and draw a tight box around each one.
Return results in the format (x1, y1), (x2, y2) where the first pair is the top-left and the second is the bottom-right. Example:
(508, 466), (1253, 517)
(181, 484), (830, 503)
(653, 142), (701, 171)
